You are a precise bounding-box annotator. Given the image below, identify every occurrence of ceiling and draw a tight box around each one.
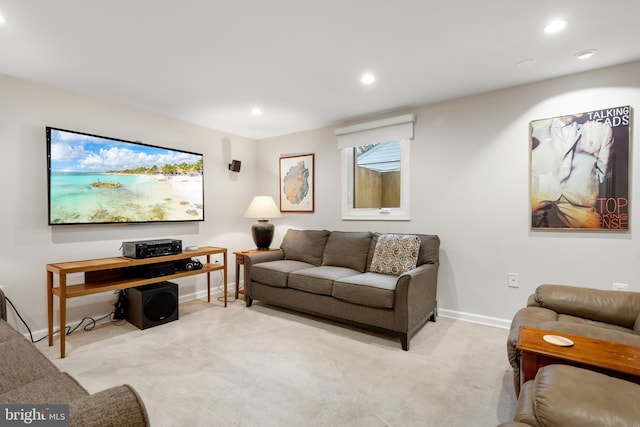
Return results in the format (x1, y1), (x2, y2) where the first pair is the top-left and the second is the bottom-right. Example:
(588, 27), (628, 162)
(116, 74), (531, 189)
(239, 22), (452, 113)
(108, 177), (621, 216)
(2, 1), (640, 140)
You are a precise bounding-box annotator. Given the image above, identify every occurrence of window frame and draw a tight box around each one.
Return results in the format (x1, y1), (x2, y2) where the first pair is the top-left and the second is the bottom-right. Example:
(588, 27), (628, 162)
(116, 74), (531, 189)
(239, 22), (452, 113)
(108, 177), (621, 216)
(336, 113), (415, 221)
(341, 139), (411, 220)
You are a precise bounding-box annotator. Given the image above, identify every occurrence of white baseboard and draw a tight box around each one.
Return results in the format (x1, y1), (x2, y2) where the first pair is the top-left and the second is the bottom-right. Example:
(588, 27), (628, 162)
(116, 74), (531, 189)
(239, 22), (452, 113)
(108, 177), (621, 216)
(438, 308), (511, 329)
(180, 282), (233, 303)
(30, 286), (507, 342)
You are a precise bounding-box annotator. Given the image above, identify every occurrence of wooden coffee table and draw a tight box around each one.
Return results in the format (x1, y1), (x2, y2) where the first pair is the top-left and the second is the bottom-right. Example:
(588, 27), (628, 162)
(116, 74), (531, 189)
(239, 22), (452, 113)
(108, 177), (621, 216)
(517, 326), (640, 386)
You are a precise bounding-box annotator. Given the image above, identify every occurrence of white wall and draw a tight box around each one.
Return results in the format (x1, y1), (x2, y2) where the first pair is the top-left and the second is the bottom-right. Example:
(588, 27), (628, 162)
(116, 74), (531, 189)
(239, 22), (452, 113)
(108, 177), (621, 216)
(3, 60), (639, 336)
(0, 74), (258, 336)
(258, 60), (640, 326)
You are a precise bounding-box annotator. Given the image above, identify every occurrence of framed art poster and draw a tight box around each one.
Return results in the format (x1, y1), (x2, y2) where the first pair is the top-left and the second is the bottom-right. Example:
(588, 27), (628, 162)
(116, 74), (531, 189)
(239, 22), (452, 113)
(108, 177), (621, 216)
(279, 153), (314, 212)
(530, 105), (631, 230)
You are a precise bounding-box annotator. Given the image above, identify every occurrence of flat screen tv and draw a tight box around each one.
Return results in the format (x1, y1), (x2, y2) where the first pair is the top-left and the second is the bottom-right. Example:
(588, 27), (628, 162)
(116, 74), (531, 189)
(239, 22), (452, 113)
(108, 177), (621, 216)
(47, 127), (204, 225)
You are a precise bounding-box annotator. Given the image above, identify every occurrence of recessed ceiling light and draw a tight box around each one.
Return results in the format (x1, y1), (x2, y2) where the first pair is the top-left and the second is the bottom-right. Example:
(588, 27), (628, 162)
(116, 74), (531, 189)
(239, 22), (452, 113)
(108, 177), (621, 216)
(544, 19), (568, 34)
(575, 49), (597, 60)
(361, 73), (375, 85)
(251, 107), (262, 116)
(0, 14), (7, 23)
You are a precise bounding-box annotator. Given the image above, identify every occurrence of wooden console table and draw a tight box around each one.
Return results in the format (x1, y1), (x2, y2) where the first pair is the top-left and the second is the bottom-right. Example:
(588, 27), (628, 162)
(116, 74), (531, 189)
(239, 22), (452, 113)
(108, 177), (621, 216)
(517, 326), (640, 386)
(47, 246), (227, 358)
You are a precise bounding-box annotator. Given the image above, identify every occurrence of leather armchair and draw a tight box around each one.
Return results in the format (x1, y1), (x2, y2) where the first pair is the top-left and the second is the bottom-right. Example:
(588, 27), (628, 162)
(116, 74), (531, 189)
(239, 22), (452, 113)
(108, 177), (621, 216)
(507, 284), (640, 394)
(509, 364), (640, 427)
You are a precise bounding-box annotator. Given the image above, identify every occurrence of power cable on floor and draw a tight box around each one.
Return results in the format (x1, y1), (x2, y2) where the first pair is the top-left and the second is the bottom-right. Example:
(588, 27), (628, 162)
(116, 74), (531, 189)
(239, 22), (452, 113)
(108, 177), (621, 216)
(4, 291), (126, 343)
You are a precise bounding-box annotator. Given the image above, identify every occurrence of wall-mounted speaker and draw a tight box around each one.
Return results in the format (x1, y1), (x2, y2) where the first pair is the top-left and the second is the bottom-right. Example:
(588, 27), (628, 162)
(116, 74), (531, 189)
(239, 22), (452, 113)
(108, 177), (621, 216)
(228, 160), (241, 172)
(126, 281), (178, 330)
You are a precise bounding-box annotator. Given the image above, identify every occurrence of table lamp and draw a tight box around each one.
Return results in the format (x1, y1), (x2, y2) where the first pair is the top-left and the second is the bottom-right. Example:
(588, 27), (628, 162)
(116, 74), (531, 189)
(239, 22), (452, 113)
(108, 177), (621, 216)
(244, 196), (282, 249)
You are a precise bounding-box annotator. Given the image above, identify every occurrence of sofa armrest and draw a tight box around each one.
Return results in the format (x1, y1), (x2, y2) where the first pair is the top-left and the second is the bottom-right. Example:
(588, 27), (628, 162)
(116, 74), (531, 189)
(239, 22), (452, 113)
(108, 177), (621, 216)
(512, 380), (538, 426)
(507, 307), (558, 367)
(243, 249), (284, 279)
(243, 249), (284, 267)
(70, 384), (149, 427)
(395, 263), (439, 330)
(506, 306), (559, 395)
(243, 250), (285, 303)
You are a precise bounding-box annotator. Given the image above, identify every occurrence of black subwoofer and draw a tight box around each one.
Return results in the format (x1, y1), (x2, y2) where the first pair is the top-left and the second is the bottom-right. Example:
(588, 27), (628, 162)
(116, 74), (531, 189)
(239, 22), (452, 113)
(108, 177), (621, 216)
(126, 281), (178, 330)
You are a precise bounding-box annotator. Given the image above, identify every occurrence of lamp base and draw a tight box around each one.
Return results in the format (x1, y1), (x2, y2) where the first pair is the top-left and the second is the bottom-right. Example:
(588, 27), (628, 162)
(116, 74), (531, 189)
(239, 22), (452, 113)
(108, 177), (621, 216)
(251, 220), (274, 250)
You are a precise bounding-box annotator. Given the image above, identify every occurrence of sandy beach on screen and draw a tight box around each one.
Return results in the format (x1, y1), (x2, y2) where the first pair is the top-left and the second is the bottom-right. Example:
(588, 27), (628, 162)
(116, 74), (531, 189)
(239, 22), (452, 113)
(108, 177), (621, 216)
(154, 174), (204, 219)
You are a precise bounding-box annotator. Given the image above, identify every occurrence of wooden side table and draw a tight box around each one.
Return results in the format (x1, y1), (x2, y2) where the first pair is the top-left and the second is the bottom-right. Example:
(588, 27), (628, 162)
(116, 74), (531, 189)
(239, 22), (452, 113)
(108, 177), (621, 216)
(516, 326), (640, 386)
(234, 249), (279, 300)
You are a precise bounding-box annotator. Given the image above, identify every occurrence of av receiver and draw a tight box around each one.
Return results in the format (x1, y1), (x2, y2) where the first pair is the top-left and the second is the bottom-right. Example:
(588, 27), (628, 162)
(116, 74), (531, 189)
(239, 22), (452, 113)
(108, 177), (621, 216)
(122, 239), (182, 259)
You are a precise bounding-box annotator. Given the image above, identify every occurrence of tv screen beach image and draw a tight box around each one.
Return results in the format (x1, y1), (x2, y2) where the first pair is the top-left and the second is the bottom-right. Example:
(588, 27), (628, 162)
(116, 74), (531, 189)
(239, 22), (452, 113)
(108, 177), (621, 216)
(47, 128), (204, 225)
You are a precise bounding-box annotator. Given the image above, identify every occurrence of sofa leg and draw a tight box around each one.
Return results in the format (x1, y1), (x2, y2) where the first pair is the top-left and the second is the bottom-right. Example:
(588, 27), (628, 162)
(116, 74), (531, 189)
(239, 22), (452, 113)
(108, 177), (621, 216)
(400, 333), (409, 351)
(429, 310), (437, 322)
(246, 296), (253, 307)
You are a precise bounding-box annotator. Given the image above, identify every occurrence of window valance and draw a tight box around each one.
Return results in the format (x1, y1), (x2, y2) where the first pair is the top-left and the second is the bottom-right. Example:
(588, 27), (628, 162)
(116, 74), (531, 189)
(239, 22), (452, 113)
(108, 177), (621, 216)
(335, 113), (416, 149)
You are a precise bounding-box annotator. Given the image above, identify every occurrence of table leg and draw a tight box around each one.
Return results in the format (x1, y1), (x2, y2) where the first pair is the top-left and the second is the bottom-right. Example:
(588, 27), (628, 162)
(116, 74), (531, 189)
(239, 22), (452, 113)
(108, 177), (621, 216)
(235, 257), (241, 300)
(520, 351), (539, 384)
(59, 275), (67, 359)
(206, 254), (211, 303)
(223, 251), (228, 307)
(47, 271), (54, 347)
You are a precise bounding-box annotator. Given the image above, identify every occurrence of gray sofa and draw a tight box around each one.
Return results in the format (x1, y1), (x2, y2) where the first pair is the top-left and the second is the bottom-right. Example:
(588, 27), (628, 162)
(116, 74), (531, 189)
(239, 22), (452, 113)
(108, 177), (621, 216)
(507, 284), (640, 395)
(0, 289), (150, 427)
(244, 229), (440, 350)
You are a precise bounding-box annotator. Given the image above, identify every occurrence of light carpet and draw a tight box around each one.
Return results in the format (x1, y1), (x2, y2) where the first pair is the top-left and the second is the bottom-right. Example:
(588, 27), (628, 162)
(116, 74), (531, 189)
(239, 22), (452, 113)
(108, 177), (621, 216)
(37, 298), (517, 426)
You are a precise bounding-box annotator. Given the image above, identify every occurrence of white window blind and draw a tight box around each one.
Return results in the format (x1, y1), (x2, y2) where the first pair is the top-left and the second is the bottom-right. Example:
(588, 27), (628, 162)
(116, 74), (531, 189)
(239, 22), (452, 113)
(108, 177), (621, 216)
(335, 113), (415, 149)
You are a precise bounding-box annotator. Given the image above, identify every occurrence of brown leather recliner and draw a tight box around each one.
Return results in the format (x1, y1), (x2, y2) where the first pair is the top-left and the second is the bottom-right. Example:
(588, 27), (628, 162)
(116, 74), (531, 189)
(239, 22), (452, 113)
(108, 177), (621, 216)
(507, 364), (640, 427)
(507, 284), (640, 395)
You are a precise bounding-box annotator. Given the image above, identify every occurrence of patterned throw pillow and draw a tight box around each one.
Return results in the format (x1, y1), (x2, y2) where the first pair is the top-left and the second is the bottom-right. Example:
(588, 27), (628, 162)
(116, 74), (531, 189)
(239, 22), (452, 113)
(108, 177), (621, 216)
(370, 234), (421, 276)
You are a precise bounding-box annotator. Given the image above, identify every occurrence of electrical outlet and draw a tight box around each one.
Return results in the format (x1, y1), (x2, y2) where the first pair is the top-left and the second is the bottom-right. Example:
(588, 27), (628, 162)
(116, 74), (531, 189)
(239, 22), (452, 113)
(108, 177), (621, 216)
(612, 282), (629, 291)
(507, 273), (519, 288)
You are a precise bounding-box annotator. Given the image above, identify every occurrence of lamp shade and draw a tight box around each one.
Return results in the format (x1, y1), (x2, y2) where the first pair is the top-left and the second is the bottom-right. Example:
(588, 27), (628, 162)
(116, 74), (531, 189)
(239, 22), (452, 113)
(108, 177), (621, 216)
(244, 196), (282, 219)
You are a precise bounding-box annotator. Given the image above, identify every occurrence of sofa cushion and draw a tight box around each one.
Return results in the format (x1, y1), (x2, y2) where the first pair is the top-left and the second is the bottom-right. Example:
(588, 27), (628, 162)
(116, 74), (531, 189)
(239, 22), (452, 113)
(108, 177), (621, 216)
(251, 260), (313, 288)
(0, 338), (60, 394)
(321, 231), (372, 272)
(333, 273), (397, 308)
(280, 229), (330, 266)
(289, 266), (360, 296)
(415, 234), (440, 265)
(0, 372), (87, 404)
(370, 234), (420, 276)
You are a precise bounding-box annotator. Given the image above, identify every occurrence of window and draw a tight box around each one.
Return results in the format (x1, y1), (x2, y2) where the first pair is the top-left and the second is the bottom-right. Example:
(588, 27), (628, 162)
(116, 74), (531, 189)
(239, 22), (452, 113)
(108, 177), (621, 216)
(336, 114), (415, 220)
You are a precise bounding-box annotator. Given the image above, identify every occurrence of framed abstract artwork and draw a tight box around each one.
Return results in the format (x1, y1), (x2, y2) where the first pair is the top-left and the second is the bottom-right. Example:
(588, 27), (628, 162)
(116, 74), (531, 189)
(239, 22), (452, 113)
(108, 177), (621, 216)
(279, 153), (314, 212)
(530, 105), (631, 230)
